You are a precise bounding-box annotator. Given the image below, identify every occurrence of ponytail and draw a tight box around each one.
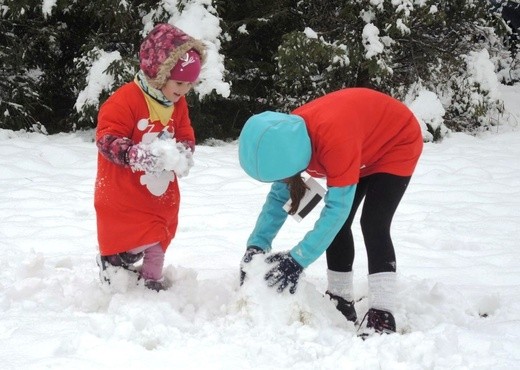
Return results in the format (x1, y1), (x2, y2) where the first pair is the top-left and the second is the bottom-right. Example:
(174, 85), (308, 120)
(286, 174), (309, 215)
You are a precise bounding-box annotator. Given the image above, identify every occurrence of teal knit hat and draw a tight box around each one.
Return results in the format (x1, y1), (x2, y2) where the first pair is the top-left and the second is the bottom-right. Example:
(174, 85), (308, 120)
(238, 111), (311, 182)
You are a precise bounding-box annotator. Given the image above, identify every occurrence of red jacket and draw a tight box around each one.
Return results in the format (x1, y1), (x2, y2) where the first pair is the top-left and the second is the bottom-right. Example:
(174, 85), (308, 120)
(95, 81), (195, 255)
(293, 88), (423, 187)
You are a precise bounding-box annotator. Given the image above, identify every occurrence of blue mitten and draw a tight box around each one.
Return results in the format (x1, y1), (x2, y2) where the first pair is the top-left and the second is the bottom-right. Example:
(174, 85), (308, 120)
(239, 246), (265, 285)
(264, 252), (303, 294)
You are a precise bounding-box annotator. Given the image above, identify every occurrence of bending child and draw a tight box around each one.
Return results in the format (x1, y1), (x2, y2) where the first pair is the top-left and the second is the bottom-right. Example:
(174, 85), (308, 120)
(238, 88), (423, 334)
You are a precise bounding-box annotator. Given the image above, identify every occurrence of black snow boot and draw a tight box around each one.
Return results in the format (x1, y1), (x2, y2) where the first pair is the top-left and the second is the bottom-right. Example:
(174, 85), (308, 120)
(358, 308), (396, 338)
(104, 252), (143, 269)
(96, 252), (142, 285)
(144, 279), (168, 292)
(326, 291), (357, 323)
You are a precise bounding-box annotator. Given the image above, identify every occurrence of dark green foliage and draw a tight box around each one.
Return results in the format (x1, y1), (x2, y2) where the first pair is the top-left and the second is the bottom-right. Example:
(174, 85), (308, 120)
(203, 0), (302, 140)
(55, 0), (160, 133)
(273, 31), (350, 110)
(0, 2), (53, 132)
(0, 0), (160, 133)
(272, 0), (511, 137)
(0, 0), (516, 141)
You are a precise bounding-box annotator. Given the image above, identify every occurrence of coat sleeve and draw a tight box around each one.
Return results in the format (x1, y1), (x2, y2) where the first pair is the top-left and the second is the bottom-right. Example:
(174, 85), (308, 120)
(96, 87), (138, 165)
(96, 134), (133, 166)
(246, 181), (290, 251)
(290, 185), (356, 268)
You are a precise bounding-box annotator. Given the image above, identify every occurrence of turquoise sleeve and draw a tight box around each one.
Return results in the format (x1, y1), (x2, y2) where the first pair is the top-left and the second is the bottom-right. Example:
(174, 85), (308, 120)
(246, 181), (290, 251)
(289, 185), (356, 268)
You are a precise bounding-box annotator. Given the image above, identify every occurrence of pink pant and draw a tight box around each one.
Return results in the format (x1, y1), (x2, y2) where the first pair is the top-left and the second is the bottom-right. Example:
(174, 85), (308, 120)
(130, 242), (164, 281)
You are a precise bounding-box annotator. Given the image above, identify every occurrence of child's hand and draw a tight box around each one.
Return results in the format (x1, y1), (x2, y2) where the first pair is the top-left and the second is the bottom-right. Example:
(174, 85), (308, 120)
(127, 139), (195, 176)
(264, 252), (303, 294)
(239, 246), (265, 285)
(173, 142), (194, 178)
(126, 143), (164, 173)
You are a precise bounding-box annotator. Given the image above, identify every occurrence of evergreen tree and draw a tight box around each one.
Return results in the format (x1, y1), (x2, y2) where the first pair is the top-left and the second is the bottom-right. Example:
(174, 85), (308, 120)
(0, 0), (156, 133)
(0, 0), (55, 132)
(67, 0), (158, 132)
(273, 0), (512, 140)
(198, 0), (302, 140)
(0, 0), (517, 141)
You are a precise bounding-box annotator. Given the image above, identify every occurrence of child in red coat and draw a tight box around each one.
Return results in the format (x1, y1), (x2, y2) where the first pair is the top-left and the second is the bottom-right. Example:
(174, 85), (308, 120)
(94, 23), (205, 291)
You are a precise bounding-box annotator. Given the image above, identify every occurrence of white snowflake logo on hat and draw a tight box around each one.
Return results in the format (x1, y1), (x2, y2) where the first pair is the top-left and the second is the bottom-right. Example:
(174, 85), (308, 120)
(180, 53), (195, 68)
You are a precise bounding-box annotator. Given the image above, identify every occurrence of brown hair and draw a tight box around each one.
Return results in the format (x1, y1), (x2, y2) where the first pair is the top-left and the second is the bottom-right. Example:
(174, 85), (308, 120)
(286, 174), (309, 215)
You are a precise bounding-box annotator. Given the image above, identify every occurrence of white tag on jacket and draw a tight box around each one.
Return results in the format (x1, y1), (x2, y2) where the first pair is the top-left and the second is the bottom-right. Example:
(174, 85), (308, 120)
(283, 176), (326, 222)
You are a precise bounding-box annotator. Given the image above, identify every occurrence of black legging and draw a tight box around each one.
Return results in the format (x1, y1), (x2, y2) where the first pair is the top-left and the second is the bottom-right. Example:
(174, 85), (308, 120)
(326, 173), (411, 274)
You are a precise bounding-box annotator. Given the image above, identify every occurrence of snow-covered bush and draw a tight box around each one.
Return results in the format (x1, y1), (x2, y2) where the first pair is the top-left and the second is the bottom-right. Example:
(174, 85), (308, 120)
(274, 29), (349, 110)
(446, 49), (505, 133)
(271, 0), (511, 140)
(0, 0), (229, 137)
(0, 0), (516, 141)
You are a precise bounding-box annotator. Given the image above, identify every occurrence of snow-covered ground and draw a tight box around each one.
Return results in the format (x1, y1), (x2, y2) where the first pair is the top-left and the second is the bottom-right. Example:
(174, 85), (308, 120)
(1, 85), (519, 369)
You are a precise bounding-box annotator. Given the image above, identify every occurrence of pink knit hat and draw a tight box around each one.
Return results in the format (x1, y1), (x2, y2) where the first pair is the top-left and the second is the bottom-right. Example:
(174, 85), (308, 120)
(169, 49), (201, 83)
(139, 23), (206, 88)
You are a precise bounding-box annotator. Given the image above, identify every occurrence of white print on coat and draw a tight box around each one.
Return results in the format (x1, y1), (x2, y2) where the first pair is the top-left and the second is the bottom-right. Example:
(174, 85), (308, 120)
(137, 118), (150, 132)
(138, 122), (175, 197)
(140, 170), (175, 197)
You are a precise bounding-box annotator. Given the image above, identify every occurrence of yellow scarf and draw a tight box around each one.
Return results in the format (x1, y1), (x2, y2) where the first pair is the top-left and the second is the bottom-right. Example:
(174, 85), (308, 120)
(142, 92), (174, 126)
(134, 73), (174, 126)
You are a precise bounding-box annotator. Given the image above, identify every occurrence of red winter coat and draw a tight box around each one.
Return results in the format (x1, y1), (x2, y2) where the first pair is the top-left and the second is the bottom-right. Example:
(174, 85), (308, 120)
(94, 81), (195, 255)
(292, 88), (423, 187)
